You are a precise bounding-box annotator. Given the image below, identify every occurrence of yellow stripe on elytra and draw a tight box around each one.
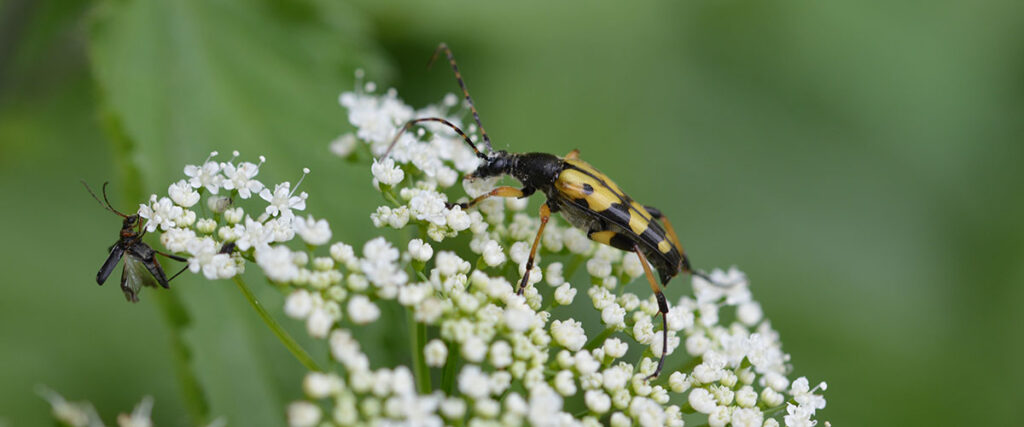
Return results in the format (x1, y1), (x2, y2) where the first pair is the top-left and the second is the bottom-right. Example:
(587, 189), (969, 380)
(564, 159), (628, 199)
(589, 231), (616, 246)
(627, 200), (651, 235)
(556, 169), (613, 211)
(658, 239), (672, 254)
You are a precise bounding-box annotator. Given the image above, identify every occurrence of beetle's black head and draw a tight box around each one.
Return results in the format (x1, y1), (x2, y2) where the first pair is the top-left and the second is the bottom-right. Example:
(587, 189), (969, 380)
(467, 150), (514, 180)
(122, 214), (139, 229)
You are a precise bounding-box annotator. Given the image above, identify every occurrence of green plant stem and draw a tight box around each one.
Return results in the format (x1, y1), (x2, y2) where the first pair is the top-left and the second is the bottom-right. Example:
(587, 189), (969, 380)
(441, 341), (459, 395)
(563, 254), (586, 279)
(155, 292), (211, 425)
(233, 276), (321, 371)
(584, 327), (616, 351)
(409, 308), (431, 394)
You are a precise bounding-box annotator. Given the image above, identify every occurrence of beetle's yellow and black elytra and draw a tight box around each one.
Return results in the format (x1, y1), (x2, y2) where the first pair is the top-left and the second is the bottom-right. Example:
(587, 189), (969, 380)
(383, 43), (718, 379)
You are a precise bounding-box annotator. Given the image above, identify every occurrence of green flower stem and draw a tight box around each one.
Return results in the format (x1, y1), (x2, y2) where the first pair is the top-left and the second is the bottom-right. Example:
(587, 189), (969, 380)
(380, 184), (402, 207)
(763, 399), (796, 416)
(232, 276), (322, 372)
(408, 308), (431, 394)
(441, 341), (460, 395)
(563, 254), (586, 279)
(155, 292), (211, 425)
(663, 355), (703, 382)
(584, 327), (616, 351)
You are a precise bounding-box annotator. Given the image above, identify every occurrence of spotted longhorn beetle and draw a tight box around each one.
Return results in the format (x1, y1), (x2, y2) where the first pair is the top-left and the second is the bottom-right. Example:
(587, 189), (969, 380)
(83, 182), (188, 303)
(385, 44), (725, 379)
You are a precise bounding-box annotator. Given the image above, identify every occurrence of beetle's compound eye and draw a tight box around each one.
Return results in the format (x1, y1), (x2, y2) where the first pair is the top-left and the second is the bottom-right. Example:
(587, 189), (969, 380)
(471, 155), (510, 179)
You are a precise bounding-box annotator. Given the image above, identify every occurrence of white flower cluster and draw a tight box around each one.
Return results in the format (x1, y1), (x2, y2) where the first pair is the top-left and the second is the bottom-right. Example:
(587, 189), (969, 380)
(275, 76), (829, 426)
(37, 387), (158, 427)
(135, 151), (332, 287)
(86, 74), (828, 426)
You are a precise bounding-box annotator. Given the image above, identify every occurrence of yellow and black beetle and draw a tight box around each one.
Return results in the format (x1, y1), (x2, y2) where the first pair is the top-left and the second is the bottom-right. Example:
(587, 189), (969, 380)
(385, 43), (721, 379)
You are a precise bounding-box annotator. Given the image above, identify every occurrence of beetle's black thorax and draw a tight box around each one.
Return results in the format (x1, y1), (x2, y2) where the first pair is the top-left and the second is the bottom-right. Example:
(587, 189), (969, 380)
(471, 151), (565, 195)
(509, 152), (563, 192)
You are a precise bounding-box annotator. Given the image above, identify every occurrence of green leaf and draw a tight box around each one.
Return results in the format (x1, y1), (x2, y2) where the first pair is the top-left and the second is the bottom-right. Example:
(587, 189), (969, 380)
(87, 0), (390, 186)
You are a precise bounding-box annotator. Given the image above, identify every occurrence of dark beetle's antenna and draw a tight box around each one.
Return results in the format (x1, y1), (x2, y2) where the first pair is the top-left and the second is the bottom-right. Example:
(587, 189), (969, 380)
(382, 117), (487, 161)
(429, 43), (493, 154)
(82, 181), (129, 218)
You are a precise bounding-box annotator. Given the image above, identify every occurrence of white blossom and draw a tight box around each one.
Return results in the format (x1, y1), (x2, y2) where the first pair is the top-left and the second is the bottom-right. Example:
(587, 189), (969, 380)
(138, 195), (182, 232)
(481, 240), (506, 267)
(255, 245), (299, 283)
(287, 401), (321, 427)
(458, 365), (491, 400)
(184, 155), (224, 194)
(294, 215), (332, 246)
(408, 239), (434, 262)
(424, 339), (448, 367)
(168, 180), (200, 207)
(329, 133), (358, 158)
(347, 295), (380, 324)
(221, 158), (265, 199)
(260, 180), (308, 219)
(372, 157), (405, 186)
(554, 283), (577, 305)
(551, 319), (586, 352)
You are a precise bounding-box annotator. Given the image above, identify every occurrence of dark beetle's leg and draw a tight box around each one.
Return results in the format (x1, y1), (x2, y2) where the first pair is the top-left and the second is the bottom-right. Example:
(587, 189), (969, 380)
(152, 250), (189, 286)
(634, 243), (670, 380)
(517, 203), (551, 296)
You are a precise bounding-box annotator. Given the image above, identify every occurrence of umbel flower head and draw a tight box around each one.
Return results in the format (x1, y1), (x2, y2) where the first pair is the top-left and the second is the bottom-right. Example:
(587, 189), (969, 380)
(61, 74), (828, 426)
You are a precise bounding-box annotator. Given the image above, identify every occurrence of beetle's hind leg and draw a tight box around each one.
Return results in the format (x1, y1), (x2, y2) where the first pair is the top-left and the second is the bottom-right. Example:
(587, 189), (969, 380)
(155, 250), (189, 284)
(517, 203), (551, 296)
(632, 243), (671, 380)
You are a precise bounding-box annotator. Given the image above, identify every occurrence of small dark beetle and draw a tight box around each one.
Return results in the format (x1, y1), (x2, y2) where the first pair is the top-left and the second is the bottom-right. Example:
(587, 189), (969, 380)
(385, 44), (727, 379)
(83, 182), (187, 302)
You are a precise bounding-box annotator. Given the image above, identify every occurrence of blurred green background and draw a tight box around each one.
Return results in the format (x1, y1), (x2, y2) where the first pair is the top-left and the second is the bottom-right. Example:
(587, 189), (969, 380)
(2, 0), (1022, 425)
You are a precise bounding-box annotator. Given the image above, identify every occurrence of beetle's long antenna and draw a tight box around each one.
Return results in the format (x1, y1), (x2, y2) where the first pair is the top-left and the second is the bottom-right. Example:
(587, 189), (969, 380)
(382, 117), (486, 161)
(693, 270), (739, 288)
(82, 181), (128, 218)
(429, 43), (493, 154)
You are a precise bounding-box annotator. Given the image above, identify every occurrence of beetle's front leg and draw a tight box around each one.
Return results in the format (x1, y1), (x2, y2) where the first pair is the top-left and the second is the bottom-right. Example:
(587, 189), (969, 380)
(516, 202), (551, 296)
(446, 186), (534, 210)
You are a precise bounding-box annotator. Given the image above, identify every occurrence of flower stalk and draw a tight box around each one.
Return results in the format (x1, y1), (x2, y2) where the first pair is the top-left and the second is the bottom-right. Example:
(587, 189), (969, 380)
(234, 276), (321, 372)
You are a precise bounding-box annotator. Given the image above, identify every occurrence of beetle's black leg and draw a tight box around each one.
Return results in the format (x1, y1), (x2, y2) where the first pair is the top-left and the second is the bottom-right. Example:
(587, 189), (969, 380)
(154, 250), (188, 262)
(429, 43), (492, 153)
(633, 243), (670, 380)
(154, 250), (189, 283)
(446, 186), (531, 210)
(517, 203), (551, 296)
